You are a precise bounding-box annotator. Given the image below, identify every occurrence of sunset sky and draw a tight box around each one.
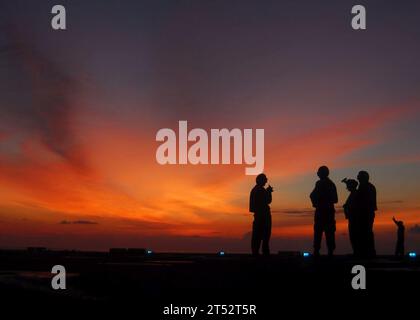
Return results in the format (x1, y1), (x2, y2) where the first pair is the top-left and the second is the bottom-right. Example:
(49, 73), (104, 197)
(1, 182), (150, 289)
(0, 0), (419, 253)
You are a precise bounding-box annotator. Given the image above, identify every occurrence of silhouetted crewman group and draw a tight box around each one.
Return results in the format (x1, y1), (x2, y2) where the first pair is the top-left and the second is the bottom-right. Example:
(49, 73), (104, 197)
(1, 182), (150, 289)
(341, 172), (378, 257)
(312, 167), (378, 257)
(249, 166), (390, 258)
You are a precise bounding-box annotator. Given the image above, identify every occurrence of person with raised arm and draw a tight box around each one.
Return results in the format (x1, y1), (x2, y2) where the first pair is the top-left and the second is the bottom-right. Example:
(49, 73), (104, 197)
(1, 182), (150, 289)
(392, 216), (405, 257)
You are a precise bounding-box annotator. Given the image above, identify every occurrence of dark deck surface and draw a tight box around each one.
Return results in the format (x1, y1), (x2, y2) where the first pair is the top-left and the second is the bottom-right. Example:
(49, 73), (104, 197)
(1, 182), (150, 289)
(0, 250), (418, 317)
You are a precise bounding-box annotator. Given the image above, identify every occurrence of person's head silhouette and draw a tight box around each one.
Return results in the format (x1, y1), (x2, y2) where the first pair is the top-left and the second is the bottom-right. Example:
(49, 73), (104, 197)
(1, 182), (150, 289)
(357, 170), (370, 184)
(317, 166), (330, 180)
(342, 178), (358, 192)
(256, 173), (268, 186)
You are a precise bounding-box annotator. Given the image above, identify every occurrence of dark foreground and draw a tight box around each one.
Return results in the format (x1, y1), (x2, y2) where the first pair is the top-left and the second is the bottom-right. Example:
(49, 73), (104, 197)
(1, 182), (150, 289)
(0, 250), (418, 318)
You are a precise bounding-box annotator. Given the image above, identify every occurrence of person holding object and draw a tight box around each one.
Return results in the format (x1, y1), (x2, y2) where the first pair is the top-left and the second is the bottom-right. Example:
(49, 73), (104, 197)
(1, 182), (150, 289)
(249, 173), (273, 256)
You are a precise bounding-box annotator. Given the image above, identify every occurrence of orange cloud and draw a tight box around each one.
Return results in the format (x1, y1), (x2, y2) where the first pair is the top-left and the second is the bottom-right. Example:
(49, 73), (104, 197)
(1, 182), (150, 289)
(265, 104), (415, 178)
(0, 98), (419, 251)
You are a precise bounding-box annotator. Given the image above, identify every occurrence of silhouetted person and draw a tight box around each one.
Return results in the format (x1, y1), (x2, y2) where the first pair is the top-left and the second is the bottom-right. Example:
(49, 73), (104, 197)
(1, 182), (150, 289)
(342, 178), (361, 256)
(310, 166), (338, 257)
(249, 173), (273, 256)
(392, 216), (405, 257)
(357, 170), (377, 257)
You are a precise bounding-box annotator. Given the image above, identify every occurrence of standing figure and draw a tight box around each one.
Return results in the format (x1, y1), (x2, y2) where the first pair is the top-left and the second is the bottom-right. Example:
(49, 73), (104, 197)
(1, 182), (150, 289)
(357, 170), (377, 257)
(249, 173), (273, 256)
(392, 216), (405, 257)
(310, 166), (338, 257)
(342, 178), (361, 256)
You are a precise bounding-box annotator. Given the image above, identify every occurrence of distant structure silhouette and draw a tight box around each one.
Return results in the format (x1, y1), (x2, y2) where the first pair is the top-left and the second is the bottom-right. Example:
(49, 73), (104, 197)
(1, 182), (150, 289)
(357, 170), (377, 257)
(392, 216), (405, 257)
(310, 166), (338, 257)
(342, 178), (361, 256)
(249, 173), (273, 256)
